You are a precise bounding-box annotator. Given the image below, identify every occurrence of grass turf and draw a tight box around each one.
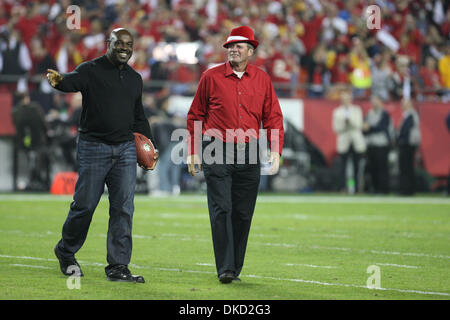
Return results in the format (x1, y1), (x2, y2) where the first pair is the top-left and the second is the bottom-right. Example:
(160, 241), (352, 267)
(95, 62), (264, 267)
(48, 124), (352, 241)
(0, 193), (449, 300)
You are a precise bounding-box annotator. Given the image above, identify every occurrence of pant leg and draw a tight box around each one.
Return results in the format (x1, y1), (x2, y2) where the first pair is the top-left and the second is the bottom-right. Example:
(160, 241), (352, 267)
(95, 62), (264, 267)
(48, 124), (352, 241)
(231, 163), (260, 276)
(377, 146), (390, 194)
(105, 140), (137, 267)
(158, 148), (171, 192)
(203, 161), (234, 276)
(339, 151), (349, 191)
(367, 147), (378, 193)
(398, 145), (415, 195)
(351, 149), (362, 193)
(56, 139), (111, 257)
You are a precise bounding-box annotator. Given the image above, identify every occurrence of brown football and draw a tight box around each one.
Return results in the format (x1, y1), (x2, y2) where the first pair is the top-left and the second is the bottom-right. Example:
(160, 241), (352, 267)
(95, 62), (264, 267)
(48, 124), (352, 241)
(134, 132), (156, 170)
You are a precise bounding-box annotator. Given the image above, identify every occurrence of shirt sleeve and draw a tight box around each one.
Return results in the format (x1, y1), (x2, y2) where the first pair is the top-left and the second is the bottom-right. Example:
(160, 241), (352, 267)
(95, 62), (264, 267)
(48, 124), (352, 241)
(133, 77), (158, 149)
(54, 61), (90, 93)
(262, 79), (284, 155)
(187, 73), (208, 155)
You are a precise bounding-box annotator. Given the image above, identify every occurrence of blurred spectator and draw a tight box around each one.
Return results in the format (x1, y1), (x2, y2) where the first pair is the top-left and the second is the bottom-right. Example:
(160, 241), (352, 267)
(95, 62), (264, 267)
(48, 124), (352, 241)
(438, 44), (450, 102)
(332, 89), (366, 193)
(0, 0), (447, 100)
(11, 91), (50, 191)
(146, 96), (184, 196)
(419, 55), (443, 100)
(349, 37), (371, 100)
(370, 52), (393, 102)
(391, 55), (415, 101)
(321, 2), (347, 44)
(397, 99), (421, 196)
(46, 93), (82, 171)
(363, 95), (394, 194)
(0, 27), (32, 92)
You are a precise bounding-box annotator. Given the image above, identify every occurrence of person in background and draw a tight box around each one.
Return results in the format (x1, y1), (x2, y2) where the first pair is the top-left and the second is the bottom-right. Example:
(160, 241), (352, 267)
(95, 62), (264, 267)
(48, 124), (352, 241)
(397, 99), (421, 196)
(11, 91), (50, 191)
(332, 89), (366, 193)
(363, 95), (394, 194)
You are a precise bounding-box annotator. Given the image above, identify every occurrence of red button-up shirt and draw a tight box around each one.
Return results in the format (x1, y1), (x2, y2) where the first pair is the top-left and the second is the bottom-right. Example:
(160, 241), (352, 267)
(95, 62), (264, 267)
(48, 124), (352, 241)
(187, 61), (284, 155)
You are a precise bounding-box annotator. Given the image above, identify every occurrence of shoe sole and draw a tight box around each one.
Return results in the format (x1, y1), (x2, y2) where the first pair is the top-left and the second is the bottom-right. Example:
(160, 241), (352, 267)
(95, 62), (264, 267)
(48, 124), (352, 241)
(106, 276), (145, 283)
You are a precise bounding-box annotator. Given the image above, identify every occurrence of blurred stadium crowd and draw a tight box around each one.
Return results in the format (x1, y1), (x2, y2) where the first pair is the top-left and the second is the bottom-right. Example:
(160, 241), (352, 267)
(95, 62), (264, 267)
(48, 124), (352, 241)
(1, 0), (449, 100)
(1, 0), (449, 193)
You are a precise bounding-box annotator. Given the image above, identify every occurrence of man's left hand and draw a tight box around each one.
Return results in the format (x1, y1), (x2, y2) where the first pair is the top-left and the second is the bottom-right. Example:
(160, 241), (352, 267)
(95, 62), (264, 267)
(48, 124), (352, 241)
(269, 152), (280, 175)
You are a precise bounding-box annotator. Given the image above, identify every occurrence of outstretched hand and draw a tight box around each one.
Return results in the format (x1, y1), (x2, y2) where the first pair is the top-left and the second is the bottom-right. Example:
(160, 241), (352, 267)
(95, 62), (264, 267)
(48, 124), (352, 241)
(47, 69), (63, 87)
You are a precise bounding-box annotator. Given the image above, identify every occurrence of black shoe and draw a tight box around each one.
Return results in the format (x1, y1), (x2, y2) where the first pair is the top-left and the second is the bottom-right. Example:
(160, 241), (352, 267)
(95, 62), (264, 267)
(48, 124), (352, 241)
(218, 271), (235, 284)
(54, 246), (83, 277)
(105, 265), (145, 283)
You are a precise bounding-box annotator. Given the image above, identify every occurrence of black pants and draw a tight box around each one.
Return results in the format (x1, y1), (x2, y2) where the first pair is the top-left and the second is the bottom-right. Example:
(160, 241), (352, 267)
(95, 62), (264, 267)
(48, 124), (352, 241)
(339, 145), (363, 192)
(202, 141), (260, 277)
(398, 145), (416, 195)
(367, 146), (390, 194)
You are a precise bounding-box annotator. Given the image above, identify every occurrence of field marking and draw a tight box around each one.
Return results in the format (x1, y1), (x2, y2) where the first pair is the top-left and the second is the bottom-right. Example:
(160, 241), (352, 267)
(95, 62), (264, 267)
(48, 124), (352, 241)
(1, 229), (449, 260)
(10, 263), (52, 269)
(1, 194), (450, 205)
(285, 263), (338, 269)
(196, 263), (215, 267)
(374, 263), (420, 269)
(1, 254), (448, 297)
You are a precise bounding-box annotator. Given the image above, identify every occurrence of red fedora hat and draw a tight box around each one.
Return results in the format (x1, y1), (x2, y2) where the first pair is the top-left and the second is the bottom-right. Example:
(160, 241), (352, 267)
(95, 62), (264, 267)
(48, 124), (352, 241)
(223, 26), (259, 49)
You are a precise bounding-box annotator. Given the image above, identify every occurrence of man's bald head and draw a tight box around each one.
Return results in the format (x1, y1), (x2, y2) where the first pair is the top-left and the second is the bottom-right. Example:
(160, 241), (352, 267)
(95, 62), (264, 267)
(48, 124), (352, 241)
(108, 28), (133, 42)
(106, 28), (134, 67)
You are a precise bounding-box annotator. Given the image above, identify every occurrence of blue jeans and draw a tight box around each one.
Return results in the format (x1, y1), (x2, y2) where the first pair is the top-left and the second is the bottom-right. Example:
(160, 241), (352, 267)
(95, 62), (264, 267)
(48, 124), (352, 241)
(158, 142), (182, 192)
(56, 138), (137, 267)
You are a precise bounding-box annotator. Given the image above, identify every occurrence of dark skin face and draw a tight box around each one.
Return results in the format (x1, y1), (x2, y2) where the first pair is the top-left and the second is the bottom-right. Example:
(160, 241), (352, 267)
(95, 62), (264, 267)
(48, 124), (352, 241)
(106, 28), (134, 69)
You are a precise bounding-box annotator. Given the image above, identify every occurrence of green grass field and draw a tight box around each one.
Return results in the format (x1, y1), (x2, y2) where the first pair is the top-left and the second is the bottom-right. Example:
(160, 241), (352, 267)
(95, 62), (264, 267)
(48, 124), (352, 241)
(0, 193), (449, 300)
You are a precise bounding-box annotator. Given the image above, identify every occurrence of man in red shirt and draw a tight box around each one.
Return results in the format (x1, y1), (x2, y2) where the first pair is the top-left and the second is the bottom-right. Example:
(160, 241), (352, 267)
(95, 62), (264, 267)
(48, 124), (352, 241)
(186, 26), (284, 284)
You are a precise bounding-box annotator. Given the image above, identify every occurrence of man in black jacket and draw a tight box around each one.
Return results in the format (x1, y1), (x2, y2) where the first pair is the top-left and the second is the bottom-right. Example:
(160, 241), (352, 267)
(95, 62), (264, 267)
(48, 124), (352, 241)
(363, 95), (394, 194)
(397, 99), (420, 196)
(47, 28), (158, 282)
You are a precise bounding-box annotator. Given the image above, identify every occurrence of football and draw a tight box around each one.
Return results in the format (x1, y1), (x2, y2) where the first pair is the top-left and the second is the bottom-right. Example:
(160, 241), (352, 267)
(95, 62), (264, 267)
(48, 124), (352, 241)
(134, 132), (157, 170)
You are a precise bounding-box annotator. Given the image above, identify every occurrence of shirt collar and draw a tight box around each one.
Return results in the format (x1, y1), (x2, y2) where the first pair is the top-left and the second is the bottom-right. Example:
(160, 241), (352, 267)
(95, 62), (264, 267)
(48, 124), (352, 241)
(102, 54), (129, 71)
(224, 61), (252, 78)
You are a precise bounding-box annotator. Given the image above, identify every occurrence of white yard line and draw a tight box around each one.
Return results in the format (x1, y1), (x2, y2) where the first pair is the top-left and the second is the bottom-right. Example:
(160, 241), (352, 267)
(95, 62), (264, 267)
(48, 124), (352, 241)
(1, 254), (448, 297)
(1, 229), (449, 260)
(285, 263), (338, 269)
(373, 263), (420, 269)
(10, 263), (52, 269)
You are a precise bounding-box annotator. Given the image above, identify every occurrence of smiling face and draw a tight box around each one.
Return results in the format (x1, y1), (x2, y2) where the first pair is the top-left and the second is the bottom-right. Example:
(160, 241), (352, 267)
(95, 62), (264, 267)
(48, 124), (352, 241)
(106, 29), (133, 66)
(226, 42), (254, 70)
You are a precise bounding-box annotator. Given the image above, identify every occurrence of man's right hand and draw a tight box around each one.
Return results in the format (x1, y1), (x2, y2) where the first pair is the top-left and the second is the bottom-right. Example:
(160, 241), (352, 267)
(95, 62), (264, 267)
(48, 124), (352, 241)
(47, 69), (63, 87)
(187, 154), (202, 176)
